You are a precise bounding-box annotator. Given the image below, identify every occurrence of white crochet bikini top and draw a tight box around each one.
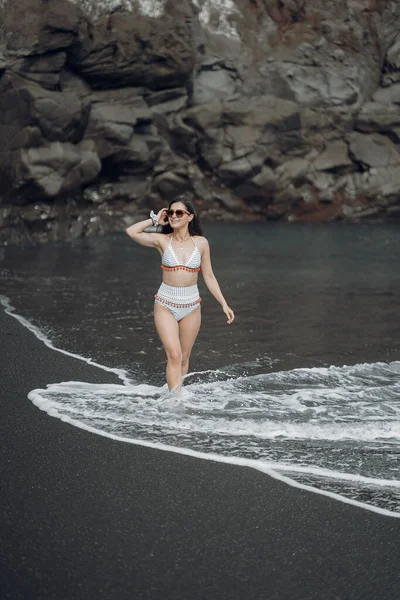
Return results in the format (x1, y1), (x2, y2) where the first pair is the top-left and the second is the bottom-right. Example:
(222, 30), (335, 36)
(161, 236), (201, 272)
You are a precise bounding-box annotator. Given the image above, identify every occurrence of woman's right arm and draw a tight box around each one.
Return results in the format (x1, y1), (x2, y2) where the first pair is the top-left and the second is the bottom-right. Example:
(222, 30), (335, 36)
(125, 209), (167, 249)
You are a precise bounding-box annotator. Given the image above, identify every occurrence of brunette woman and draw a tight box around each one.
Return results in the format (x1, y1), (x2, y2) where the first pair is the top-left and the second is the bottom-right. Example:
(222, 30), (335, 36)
(126, 198), (234, 392)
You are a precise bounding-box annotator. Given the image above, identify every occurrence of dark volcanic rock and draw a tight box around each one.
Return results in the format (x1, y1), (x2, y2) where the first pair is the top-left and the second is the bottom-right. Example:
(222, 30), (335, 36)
(0, 72), (95, 200)
(8, 52), (68, 90)
(1, 0), (400, 244)
(68, 9), (196, 90)
(3, 0), (85, 57)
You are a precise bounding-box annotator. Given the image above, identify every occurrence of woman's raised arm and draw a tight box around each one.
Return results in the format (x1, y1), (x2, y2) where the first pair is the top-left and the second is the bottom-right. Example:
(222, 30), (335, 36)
(125, 209), (168, 248)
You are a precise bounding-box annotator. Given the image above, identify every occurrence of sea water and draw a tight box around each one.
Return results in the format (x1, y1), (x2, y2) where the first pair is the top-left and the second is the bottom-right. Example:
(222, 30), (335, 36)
(1, 223), (400, 516)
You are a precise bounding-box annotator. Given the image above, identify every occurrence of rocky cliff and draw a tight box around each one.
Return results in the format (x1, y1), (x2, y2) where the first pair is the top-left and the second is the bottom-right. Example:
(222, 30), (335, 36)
(1, 0), (400, 244)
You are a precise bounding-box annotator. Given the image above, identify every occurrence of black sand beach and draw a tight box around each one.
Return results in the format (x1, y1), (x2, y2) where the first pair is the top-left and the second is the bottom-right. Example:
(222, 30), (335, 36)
(1, 306), (400, 600)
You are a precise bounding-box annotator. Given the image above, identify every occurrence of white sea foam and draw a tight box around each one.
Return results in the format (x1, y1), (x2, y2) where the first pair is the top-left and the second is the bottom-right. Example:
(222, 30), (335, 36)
(2, 294), (400, 518)
(27, 383), (400, 519)
(0, 295), (131, 385)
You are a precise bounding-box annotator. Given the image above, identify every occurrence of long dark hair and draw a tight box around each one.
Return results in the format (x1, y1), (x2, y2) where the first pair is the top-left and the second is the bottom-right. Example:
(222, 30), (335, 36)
(161, 197), (204, 236)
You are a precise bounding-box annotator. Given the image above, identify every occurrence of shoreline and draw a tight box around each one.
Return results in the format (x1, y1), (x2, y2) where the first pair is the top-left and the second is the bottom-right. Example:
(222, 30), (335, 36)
(4, 294), (399, 520)
(1, 301), (400, 599)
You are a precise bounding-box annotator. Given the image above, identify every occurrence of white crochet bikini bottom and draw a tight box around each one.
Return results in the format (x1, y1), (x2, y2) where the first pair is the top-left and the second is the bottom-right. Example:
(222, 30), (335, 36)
(154, 283), (201, 322)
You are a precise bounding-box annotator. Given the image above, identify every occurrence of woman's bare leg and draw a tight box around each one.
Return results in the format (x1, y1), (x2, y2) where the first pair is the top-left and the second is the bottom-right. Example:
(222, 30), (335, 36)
(179, 307), (201, 379)
(154, 303), (182, 391)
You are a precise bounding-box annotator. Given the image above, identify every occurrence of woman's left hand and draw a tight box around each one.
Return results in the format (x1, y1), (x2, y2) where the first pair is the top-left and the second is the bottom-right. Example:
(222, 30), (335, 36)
(223, 304), (235, 324)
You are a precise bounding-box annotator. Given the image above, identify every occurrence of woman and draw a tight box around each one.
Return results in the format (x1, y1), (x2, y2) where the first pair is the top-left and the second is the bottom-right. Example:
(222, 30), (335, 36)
(126, 198), (234, 392)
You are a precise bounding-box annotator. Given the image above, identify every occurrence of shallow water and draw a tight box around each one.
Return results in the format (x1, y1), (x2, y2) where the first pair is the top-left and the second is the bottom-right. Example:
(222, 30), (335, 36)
(2, 223), (400, 515)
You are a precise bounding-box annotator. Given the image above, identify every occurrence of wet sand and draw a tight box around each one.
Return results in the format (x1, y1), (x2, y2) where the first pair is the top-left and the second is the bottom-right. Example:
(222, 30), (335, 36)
(1, 306), (400, 600)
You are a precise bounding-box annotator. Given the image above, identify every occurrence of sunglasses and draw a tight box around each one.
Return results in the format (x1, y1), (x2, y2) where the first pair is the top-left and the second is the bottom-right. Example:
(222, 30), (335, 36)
(166, 209), (191, 218)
